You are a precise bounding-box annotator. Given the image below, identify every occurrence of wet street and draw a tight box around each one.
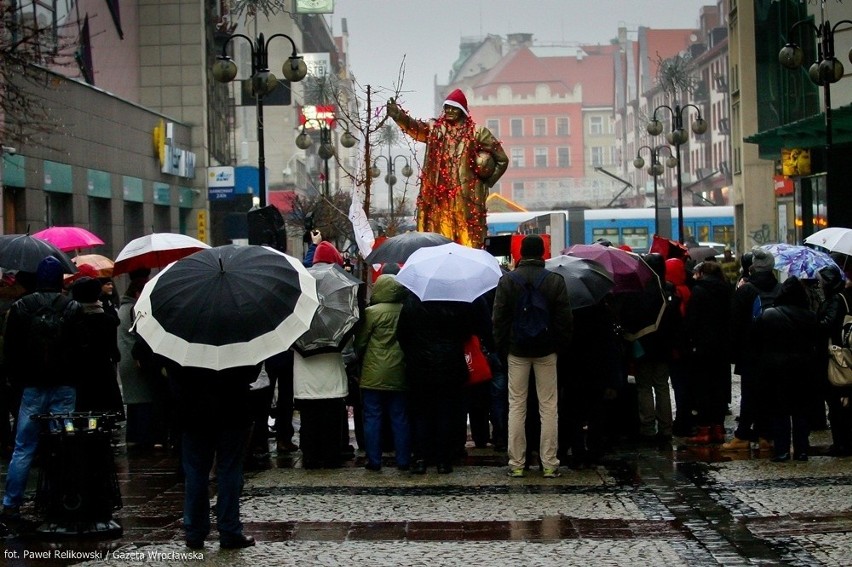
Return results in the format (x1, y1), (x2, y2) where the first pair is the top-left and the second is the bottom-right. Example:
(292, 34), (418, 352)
(2, 375), (852, 566)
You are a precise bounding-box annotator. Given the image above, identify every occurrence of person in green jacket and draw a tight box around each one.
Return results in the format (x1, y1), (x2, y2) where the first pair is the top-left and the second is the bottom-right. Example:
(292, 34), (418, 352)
(354, 275), (410, 471)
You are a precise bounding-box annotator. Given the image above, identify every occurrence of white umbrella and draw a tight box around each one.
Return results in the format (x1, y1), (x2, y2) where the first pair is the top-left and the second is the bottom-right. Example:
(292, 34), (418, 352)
(804, 227), (852, 256)
(113, 233), (210, 276)
(396, 242), (502, 302)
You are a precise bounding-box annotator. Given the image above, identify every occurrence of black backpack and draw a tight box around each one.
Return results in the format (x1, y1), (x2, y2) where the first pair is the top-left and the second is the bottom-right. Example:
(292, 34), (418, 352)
(26, 295), (78, 367)
(507, 270), (550, 348)
(751, 282), (782, 320)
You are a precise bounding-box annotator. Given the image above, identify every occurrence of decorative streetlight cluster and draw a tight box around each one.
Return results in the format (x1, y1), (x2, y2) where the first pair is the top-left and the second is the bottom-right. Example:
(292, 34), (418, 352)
(212, 32), (308, 208)
(371, 155), (413, 218)
(646, 104), (707, 244)
(633, 144), (675, 237)
(295, 122), (357, 196)
(778, 1), (852, 231)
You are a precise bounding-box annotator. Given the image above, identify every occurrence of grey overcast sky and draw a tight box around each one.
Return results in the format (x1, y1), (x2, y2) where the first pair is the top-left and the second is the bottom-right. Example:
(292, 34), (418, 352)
(329, 0), (716, 118)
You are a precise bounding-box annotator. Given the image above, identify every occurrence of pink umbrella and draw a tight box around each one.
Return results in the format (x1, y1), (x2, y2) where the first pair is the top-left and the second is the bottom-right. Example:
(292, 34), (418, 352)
(563, 243), (655, 293)
(32, 226), (104, 252)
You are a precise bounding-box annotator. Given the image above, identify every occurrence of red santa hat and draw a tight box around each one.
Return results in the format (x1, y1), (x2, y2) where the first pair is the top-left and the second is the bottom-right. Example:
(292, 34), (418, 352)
(443, 88), (469, 117)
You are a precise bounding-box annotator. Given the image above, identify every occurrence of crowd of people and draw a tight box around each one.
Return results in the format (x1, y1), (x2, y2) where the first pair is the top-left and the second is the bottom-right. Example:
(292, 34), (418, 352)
(0, 231), (851, 548)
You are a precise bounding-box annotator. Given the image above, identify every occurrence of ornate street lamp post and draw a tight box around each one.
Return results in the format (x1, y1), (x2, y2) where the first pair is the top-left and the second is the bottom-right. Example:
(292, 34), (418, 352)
(633, 144), (675, 237)
(778, 0), (852, 230)
(295, 123), (357, 197)
(371, 155), (413, 218)
(212, 32), (308, 207)
(646, 104), (707, 244)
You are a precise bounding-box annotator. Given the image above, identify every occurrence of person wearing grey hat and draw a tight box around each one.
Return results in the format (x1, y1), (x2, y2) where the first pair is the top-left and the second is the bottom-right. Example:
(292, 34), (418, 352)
(749, 247), (775, 274)
(723, 246), (782, 451)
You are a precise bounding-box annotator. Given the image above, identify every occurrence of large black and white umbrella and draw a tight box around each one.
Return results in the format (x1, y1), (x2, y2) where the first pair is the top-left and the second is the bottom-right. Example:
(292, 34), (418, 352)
(293, 262), (363, 357)
(132, 244), (319, 370)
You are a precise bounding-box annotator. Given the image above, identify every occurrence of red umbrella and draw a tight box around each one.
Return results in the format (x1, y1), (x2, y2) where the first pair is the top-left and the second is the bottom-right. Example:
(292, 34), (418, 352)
(32, 226), (104, 252)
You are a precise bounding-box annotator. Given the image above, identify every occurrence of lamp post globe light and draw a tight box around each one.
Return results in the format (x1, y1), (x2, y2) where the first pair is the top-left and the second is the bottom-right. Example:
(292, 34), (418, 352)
(646, 104), (707, 244)
(295, 121), (357, 196)
(371, 155), (413, 219)
(778, 1), (852, 231)
(633, 144), (675, 237)
(212, 32), (308, 208)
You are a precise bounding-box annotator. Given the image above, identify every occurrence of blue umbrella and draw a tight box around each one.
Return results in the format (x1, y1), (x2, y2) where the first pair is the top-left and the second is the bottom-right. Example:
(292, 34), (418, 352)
(760, 243), (844, 280)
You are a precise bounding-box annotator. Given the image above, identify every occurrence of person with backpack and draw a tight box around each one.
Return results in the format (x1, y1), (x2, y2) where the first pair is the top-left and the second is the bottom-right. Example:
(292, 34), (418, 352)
(1, 256), (84, 523)
(816, 264), (852, 456)
(723, 247), (780, 451)
(492, 235), (572, 478)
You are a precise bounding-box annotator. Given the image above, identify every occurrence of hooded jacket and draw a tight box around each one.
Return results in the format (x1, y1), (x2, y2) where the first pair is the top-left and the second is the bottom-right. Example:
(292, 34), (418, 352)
(354, 275), (408, 391)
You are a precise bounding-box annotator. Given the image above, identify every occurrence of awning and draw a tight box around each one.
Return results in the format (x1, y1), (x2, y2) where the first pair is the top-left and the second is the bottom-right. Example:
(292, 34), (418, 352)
(744, 104), (852, 154)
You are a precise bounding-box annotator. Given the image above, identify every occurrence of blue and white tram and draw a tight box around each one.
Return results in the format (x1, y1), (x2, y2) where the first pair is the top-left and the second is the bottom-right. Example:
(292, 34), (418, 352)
(486, 206), (735, 254)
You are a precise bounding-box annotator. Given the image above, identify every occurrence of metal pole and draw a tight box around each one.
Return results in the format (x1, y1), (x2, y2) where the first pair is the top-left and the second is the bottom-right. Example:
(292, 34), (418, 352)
(257, 92), (266, 207)
(652, 150), (660, 236)
(675, 141), (684, 244)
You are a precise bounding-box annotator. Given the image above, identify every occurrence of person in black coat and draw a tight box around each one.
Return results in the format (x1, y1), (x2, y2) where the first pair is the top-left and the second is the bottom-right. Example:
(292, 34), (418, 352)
(683, 261), (733, 444)
(816, 264), (852, 456)
(753, 277), (821, 461)
(559, 299), (622, 468)
(397, 294), (474, 474)
(724, 247), (780, 450)
(71, 277), (124, 417)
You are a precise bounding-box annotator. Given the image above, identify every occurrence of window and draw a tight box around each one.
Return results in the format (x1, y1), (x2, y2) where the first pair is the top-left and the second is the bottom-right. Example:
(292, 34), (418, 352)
(621, 227), (650, 251)
(487, 119), (499, 137)
(534, 118), (546, 136)
(511, 147), (525, 168)
(535, 147), (548, 168)
(512, 181), (525, 201)
(589, 116), (603, 135)
(590, 147), (604, 167)
(511, 118), (523, 137)
(556, 117), (569, 136)
(557, 147), (570, 168)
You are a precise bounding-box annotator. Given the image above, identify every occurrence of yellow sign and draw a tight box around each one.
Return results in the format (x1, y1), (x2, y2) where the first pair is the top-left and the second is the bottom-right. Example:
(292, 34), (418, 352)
(781, 147), (811, 177)
(153, 119), (166, 166)
(197, 210), (207, 243)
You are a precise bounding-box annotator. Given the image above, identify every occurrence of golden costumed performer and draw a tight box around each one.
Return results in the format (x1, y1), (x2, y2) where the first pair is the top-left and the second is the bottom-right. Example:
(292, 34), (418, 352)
(386, 89), (508, 248)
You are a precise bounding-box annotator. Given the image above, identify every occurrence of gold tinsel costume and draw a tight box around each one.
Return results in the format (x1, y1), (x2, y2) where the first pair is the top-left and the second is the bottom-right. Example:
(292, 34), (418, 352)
(389, 101), (508, 249)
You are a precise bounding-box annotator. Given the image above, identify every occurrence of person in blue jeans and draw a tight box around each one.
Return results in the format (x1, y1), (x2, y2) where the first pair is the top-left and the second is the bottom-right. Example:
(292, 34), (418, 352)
(165, 359), (260, 550)
(2, 257), (84, 522)
(354, 274), (411, 471)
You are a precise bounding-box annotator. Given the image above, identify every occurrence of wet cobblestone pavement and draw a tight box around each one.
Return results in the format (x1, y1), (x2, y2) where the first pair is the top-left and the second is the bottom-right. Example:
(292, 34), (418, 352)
(2, 376), (852, 566)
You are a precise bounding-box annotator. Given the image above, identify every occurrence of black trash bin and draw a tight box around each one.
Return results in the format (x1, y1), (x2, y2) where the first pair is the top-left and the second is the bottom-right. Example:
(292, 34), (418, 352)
(33, 412), (123, 538)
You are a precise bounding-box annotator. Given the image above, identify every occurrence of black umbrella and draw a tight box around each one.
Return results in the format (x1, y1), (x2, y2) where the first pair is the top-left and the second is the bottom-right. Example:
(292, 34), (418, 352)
(544, 255), (614, 309)
(0, 233), (77, 274)
(687, 246), (721, 262)
(132, 244), (319, 371)
(365, 231), (452, 265)
(293, 262), (363, 357)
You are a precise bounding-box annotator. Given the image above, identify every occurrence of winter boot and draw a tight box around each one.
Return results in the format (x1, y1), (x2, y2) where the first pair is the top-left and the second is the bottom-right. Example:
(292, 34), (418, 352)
(710, 424), (726, 444)
(687, 426), (712, 445)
